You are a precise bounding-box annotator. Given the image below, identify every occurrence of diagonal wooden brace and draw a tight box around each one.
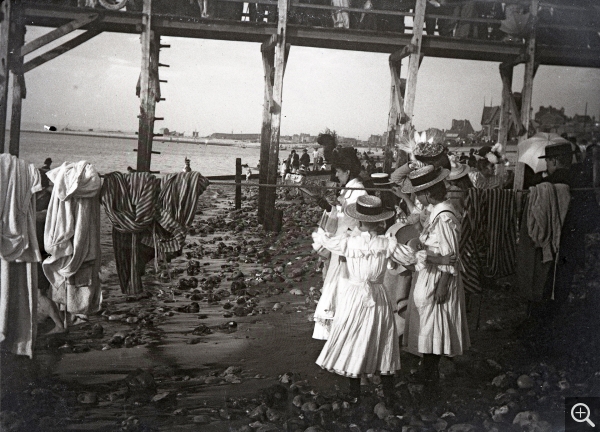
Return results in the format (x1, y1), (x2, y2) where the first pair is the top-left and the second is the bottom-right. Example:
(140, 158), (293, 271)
(18, 13), (100, 58)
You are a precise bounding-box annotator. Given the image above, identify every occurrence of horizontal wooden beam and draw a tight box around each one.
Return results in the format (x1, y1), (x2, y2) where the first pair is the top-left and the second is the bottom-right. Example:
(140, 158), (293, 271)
(20, 4), (600, 69)
(18, 13), (99, 57)
(23, 28), (102, 73)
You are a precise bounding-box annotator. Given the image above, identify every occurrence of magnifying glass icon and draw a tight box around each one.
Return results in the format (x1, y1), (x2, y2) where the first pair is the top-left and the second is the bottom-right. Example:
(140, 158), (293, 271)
(571, 403), (596, 427)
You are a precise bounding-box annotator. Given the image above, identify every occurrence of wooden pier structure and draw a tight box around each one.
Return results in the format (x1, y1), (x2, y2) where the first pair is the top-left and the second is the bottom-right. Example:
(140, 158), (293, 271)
(1, 0), (599, 229)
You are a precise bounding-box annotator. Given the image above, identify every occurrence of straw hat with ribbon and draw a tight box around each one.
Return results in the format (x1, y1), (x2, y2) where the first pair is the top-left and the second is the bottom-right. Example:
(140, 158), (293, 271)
(402, 165), (449, 193)
(447, 159), (470, 181)
(371, 172), (394, 187)
(345, 195), (395, 222)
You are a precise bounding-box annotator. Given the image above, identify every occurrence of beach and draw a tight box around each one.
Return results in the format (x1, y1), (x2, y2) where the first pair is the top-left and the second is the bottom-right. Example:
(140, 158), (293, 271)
(2, 175), (600, 432)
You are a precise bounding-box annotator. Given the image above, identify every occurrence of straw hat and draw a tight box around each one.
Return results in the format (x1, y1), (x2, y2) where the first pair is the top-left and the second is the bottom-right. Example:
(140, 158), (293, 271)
(345, 195), (395, 223)
(447, 160), (470, 181)
(371, 172), (394, 187)
(402, 165), (449, 193)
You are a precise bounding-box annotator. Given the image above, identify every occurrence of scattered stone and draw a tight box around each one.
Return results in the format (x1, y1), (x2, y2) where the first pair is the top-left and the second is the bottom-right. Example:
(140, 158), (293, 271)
(487, 359), (503, 370)
(517, 375), (535, 389)
(492, 374), (511, 388)
(193, 415), (211, 424)
(248, 404), (268, 420)
(301, 401), (318, 412)
(448, 424), (477, 432)
(192, 324), (212, 336)
(433, 418), (448, 431)
(77, 392), (97, 404)
(289, 289), (304, 296)
(373, 401), (392, 419)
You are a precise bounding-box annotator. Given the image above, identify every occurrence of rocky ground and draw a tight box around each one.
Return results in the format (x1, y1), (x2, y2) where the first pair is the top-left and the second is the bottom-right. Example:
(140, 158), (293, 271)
(1, 181), (600, 432)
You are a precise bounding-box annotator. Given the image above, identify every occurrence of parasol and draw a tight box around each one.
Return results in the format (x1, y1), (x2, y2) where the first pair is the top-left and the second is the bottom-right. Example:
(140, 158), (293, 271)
(517, 133), (574, 173)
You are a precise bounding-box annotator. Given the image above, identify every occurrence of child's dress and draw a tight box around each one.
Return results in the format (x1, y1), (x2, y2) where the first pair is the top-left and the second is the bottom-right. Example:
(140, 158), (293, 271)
(312, 178), (367, 340)
(393, 201), (470, 357)
(312, 227), (401, 377)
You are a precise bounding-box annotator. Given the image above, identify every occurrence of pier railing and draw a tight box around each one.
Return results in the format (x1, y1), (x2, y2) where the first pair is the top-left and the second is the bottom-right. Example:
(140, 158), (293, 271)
(23, 0), (600, 49)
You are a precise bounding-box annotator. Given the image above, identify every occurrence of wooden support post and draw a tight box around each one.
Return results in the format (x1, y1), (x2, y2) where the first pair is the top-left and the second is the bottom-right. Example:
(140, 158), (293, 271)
(137, 0), (160, 172)
(399, 0), (426, 139)
(258, 41), (274, 224)
(235, 158), (242, 210)
(9, 18), (25, 157)
(514, 0), (538, 190)
(384, 56), (405, 173)
(0, 0), (13, 153)
(497, 62), (513, 150)
(263, 0), (289, 232)
(258, 39), (290, 225)
(593, 145), (600, 207)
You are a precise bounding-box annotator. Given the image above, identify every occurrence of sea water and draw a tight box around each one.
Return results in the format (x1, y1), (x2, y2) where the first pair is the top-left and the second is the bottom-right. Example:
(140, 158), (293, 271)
(13, 131), (262, 177)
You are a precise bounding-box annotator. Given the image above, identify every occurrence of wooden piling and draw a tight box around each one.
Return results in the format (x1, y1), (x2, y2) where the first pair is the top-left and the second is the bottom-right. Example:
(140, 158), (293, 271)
(593, 146), (600, 207)
(399, 0), (426, 139)
(235, 158), (242, 210)
(497, 62), (513, 150)
(258, 39), (275, 224)
(385, 49), (409, 172)
(263, 0), (289, 232)
(136, 0), (160, 173)
(0, 0), (13, 153)
(9, 17), (25, 157)
(514, 0), (539, 190)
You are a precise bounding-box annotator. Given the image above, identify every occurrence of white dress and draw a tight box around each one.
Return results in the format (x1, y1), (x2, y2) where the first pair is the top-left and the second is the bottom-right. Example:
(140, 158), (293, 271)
(312, 228), (401, 377)
(393, 201), (470, 357)
(312, 178), (367, 340)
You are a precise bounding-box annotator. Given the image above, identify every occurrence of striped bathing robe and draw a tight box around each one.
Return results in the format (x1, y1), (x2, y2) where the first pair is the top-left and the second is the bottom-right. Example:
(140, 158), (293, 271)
(101, 172), (161, 293)
(101, 171), (209, 293)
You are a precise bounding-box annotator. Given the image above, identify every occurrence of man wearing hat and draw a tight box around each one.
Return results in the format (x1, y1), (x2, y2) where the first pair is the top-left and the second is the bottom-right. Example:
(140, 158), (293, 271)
(534, 142), (596, 312)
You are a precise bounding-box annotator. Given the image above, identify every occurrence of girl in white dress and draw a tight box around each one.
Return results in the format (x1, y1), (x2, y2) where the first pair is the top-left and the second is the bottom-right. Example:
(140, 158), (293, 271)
(312, 195), (400, 402)
(313, 149), (367, 340)
(393, 165), (470, 384)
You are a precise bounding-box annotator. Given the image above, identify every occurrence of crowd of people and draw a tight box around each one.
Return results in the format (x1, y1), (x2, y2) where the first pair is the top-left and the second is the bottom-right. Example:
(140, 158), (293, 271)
(306, 129), (598, 403)
(78, 0), (599, 48)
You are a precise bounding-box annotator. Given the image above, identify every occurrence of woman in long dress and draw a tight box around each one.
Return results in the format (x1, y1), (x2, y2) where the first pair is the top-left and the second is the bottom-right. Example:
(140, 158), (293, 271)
(393, 165), (470, 383)
(311, 195), (400, 401)
(313, 148), (366, 340)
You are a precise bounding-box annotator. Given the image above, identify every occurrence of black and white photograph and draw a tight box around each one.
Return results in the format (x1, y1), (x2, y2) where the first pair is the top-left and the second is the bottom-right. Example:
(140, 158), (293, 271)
(0, 0), (599, 431)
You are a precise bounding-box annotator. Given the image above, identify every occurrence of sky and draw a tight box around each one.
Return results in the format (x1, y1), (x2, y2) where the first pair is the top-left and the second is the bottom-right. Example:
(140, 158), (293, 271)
(15, 25), (600, 141)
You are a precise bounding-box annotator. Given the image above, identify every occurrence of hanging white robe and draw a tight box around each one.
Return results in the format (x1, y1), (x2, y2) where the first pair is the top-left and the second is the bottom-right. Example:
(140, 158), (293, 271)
(43, 161), (102, 315)
(0, 154), (43, 358)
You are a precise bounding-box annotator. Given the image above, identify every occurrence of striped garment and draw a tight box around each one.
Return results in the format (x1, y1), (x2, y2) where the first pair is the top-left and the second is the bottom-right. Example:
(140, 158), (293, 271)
(100, 172), (160, 294)
(141, 172), (210, 253)
(460, 189), (518, 294)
